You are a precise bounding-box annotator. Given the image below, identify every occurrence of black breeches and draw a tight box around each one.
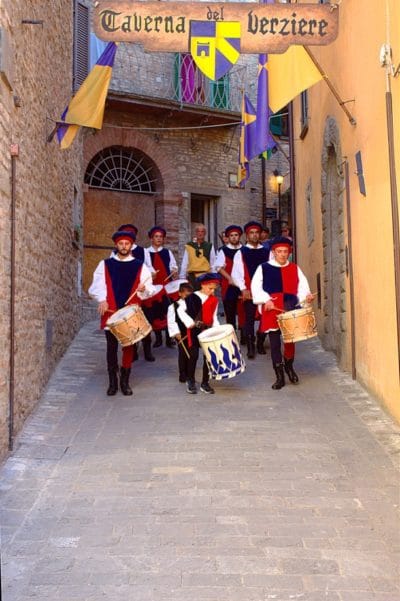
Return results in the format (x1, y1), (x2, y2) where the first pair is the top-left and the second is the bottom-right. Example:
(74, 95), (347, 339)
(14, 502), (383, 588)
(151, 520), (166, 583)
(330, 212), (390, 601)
(223, 299), (238, 329)
(186, 343), (209, 384)
(243, 300), (257, 337)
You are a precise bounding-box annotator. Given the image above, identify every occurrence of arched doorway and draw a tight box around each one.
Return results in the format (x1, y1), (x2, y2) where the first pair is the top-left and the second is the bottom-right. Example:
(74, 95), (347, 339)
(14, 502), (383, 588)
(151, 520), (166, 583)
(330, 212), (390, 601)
(83, 145), (161, 291)
(321, 117), (347, 363)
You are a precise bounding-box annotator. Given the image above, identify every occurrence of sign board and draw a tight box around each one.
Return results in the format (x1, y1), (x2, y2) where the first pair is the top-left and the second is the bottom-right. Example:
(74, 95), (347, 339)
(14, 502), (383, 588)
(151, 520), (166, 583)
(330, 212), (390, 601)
(93, 2), (339, 53)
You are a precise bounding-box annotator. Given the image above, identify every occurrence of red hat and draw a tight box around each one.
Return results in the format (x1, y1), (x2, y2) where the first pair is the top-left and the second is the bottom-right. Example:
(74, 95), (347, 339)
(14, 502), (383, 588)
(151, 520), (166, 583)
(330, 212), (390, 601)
(244, 221), (262, 234)
(271, 236), (292, 250)
(112, 230), (136, 244)
(225, 225), (243, 236)
(118, 223), (138, 235)
(148, 226), (166, 238)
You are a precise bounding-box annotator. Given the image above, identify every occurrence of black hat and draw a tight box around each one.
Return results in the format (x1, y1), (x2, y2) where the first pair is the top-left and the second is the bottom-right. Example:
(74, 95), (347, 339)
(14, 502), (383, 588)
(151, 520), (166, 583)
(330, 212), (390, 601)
(118, 223), (138, 235)
(196, 272), (222, 285)
(271, 236), (293, 249)
(148, 226), (166, 238)
(225, 225), (243, 236)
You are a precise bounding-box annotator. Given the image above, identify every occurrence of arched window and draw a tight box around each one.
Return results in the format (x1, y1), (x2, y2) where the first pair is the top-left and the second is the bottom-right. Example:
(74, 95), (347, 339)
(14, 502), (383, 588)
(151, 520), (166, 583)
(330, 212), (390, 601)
(84, 146), (157, 194)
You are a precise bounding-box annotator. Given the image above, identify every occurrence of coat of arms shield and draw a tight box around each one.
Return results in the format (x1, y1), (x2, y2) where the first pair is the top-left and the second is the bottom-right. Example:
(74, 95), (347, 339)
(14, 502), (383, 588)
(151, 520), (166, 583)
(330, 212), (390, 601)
(190, 20), (241, 81)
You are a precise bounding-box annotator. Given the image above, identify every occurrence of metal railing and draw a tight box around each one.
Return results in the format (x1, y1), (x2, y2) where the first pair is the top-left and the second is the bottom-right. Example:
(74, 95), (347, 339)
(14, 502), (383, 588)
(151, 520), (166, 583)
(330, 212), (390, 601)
(110, 45), (254, 113)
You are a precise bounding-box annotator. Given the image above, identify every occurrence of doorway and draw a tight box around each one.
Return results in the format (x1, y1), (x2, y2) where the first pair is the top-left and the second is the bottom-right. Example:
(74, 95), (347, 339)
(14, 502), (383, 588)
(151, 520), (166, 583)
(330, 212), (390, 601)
(191, 194), (219, 249)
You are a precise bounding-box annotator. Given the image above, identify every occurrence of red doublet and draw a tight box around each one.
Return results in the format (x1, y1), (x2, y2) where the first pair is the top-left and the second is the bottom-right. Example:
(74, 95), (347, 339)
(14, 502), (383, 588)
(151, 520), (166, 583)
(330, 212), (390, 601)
(151, 250), (169, 285)
(260, 263), (299, 333)
(101, 262), (142, 330)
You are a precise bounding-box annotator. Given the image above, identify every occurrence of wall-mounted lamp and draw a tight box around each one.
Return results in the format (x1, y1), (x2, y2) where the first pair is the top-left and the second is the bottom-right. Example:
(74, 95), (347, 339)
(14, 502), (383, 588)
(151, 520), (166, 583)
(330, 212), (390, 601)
(273, 169), (283, 221)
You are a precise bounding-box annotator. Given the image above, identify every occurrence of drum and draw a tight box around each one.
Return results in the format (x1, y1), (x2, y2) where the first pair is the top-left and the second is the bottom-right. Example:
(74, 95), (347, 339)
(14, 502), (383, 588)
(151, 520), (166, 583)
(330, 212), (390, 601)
(164, 279), (188, 302)
(277, 305), (318, 343)
(142, 284), (170, 330)
(198, 324), (245, 380)
(106, 304), (152, 347)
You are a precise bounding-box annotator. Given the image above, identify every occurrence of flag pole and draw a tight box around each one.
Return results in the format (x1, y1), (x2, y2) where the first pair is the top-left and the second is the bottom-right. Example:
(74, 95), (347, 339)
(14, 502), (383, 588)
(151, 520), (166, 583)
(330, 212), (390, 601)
(303, 47), (356, 126)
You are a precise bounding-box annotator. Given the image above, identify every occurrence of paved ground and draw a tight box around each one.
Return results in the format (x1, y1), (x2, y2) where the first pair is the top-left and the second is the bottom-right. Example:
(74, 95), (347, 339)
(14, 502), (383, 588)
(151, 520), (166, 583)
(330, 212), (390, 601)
(1, 320), (399, 601)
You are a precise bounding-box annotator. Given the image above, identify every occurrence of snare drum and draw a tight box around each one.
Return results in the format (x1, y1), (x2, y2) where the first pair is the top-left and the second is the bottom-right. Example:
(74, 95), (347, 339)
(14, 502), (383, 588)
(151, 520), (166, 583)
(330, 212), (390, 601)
(142, 284), (170, 330)
(106, 305), (152, 347)
(277, 306), (317, 344)
(198, 324), (245, 380)
(164, 279), (188, 302)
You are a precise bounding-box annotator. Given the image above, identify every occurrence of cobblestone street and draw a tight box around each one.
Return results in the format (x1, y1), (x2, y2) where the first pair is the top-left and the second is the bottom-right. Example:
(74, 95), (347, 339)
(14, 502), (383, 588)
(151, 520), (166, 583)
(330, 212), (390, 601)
(1, 321), (399, 601)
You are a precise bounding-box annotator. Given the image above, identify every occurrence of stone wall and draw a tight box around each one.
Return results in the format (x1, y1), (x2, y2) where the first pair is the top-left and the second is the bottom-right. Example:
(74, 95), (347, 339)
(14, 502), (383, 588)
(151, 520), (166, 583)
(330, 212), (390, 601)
(0, 0), (83, 459)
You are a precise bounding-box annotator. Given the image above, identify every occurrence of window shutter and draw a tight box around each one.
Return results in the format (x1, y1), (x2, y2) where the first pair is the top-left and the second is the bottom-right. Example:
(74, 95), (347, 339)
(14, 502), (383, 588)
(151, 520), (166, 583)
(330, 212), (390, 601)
(73, 0), (89, 92)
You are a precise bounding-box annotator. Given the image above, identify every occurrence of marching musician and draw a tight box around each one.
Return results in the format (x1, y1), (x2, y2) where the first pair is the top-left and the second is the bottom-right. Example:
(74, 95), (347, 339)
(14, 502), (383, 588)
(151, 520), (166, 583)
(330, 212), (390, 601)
(179, 224), (216, 289)
(251, 236), (314, 390)
(177, 273), (221, 395)
(89, 230), (155, 396)
(231, 221), (269, 359)
(146, 226), (178, 349)
(167, 282), (194, 383)
(214, 224), (243, 332)
(116, 223), (155, 362)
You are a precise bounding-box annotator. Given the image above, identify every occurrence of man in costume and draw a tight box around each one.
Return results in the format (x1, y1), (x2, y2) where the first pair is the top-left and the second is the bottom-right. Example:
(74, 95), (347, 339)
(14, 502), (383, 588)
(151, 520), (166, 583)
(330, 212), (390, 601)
(214, 224), (243, 331)
(179, 223), (216, 289)
(177, 272), (221, 394)
(231, 221), (270, 359)
(116, 223), (156, 361)
(146, 226), (178, 348)
(89, 230), (155, 396)
(251, 236), (314, 389)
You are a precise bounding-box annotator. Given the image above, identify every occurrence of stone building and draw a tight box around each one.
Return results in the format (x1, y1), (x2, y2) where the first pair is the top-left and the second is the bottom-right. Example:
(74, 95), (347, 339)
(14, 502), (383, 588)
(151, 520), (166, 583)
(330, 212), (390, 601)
(0, 0), (84, 458)
(291, 0), (400, 420)
(82, 44), (288, 291)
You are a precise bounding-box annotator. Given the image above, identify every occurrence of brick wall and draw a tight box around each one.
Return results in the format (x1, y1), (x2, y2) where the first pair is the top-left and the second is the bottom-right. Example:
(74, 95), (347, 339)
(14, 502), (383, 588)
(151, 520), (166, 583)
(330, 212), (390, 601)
(0, 0), (84, 458)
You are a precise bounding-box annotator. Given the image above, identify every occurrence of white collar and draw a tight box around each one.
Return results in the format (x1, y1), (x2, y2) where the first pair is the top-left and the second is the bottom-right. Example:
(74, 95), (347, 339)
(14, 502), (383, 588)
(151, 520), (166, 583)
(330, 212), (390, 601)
(269, 258), (290, 267)
(245, 243), (263, 249)
(149, 245), (164, 252)
(226, 243), (242, 249)
(112, 254), (135, 262)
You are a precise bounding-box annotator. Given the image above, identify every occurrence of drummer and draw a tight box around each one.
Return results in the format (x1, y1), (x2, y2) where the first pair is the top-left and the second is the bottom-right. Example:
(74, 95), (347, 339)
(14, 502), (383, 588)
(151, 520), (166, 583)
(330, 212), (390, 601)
(177, 272), (221, 395)
(146, 226), (178, 348)
(116, 223), (156, 362)
(167, 282), (194, 383)
(214, 225), (243, 332)
(89, 230), (155, 396)
(251, 236), (314, 390)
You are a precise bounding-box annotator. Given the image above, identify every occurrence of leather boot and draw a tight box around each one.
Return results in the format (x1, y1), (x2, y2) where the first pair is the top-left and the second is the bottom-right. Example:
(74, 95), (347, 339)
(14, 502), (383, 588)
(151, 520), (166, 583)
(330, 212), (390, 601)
(256, 332), (267, 355)
(142, 334), (155, 362)
(153, 330), (163, 348)
(107, 369), (118, 396)
(272, 363), (285, 390)
(120, 367), (133, 396)
(247, 335), (256, 359)
(165, 330), (175, 348)
(284, 358), (299, 383)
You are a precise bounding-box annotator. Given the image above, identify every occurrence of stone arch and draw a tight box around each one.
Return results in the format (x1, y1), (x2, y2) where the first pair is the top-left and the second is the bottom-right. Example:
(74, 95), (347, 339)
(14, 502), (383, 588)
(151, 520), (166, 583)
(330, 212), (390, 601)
(321, 116), (347, 361)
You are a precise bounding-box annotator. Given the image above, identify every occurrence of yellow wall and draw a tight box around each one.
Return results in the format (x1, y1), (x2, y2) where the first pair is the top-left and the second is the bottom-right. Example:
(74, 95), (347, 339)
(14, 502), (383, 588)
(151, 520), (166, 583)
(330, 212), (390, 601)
(293, 0), (400, 420)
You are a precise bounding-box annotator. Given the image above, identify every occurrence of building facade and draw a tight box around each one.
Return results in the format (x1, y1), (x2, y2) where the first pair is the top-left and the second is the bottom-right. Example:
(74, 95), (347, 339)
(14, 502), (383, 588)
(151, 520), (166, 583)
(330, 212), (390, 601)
(292, 0), (400, 420)
(0, 0), (84, 458)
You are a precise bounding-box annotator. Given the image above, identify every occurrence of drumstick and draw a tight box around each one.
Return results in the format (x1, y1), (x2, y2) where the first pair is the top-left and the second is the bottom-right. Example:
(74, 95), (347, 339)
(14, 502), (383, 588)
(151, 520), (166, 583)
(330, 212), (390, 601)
(178, 337), (190, 359)
(124, 271), (159, 306)
(163, 272), (175, 283)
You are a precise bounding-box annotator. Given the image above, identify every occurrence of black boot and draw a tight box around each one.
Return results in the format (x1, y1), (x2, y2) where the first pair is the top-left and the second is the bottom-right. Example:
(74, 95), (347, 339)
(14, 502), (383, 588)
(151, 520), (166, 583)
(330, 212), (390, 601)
(142, 334), (155, 362)
(240, 329), (246, 345)
(120, 367), (133, 396)
(153, 330), (163, 348)
(107, 369), (118, 396)
(272, 363), (285, 390)
(247, 335), (256, 359)
(256, 332), (267, 355)
(284, 358), (299, 384)
(165, 330), (175, 348)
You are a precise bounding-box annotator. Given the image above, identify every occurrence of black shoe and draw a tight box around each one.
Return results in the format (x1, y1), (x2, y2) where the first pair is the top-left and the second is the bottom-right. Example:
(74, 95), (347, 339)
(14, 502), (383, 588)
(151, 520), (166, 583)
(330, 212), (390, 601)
(272, 363), (285, 390)
(120, 367), (133, 396)
(186, 380), (197, 394)
(153, 331), (163, 348)
(200, 382), (215, 394)
(284, 358), (299, 384)
(107, 369), (118, 396)
(256, 333), (267, 355)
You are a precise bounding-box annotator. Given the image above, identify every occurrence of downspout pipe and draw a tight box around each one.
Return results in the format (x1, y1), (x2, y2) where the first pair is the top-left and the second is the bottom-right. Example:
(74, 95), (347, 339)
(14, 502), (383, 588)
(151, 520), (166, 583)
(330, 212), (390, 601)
(9, 148), (17, 451)
(288, 102), (297, 262)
